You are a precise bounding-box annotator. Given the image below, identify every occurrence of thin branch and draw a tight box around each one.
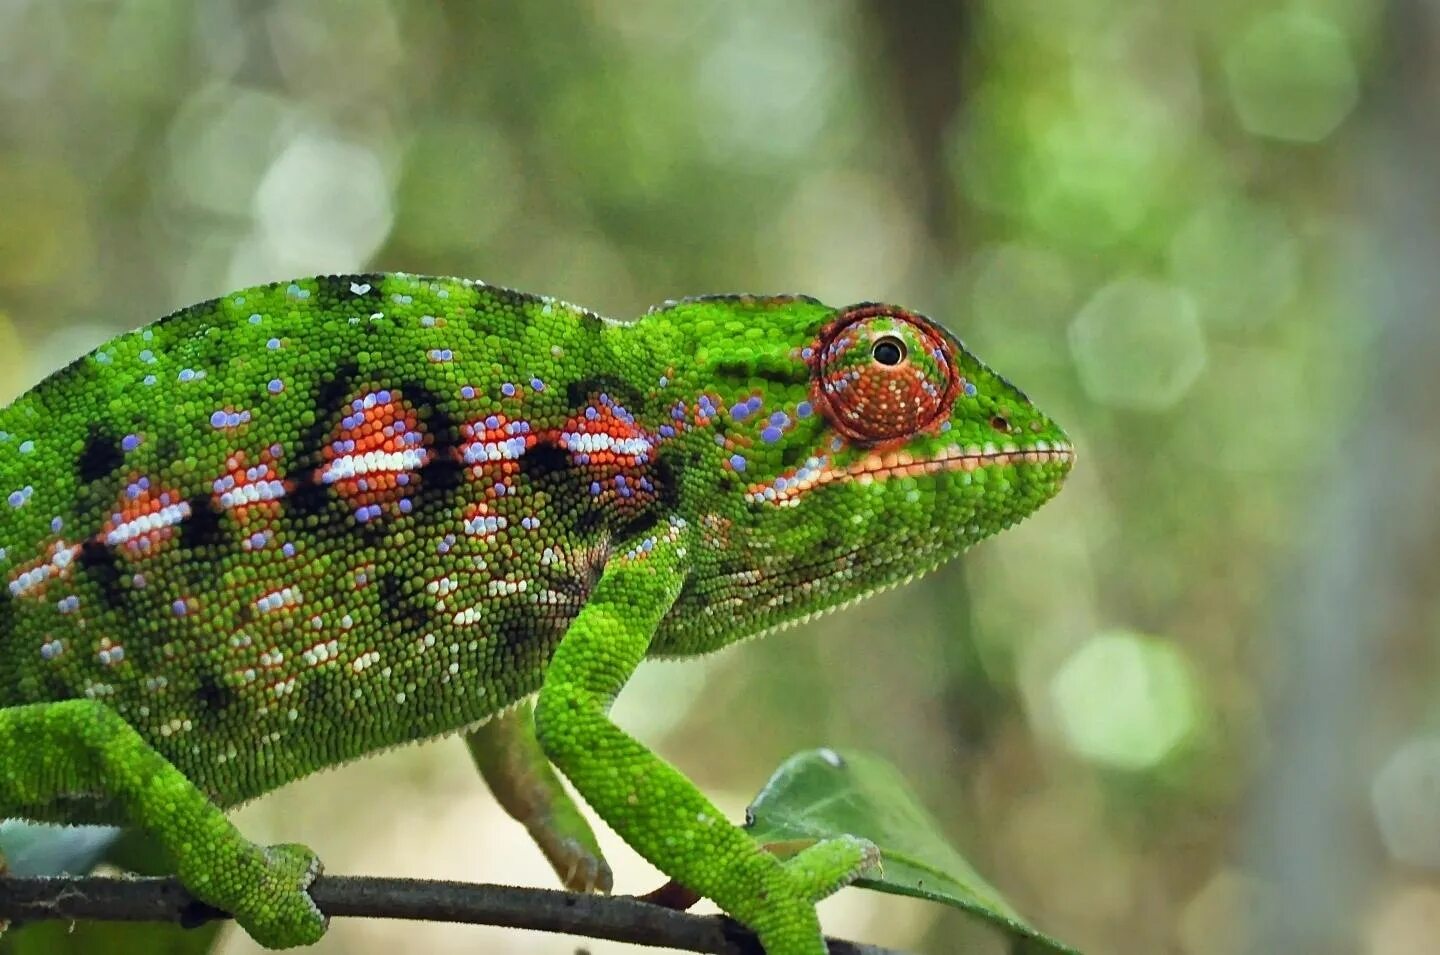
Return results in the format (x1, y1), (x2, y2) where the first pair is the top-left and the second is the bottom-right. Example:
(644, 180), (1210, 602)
(0, 873), (906, 955)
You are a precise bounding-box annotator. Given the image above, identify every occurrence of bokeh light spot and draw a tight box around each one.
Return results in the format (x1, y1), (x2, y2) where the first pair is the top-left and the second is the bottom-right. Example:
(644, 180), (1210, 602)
(1169, 198), (1300, 328)
(1050, 630), (1199, 771)
(1069, 276), (1206, 411)
(1225, 11), (1359, 143)
(237, 132), (395, 283)
(1371, 737), (1440, 868)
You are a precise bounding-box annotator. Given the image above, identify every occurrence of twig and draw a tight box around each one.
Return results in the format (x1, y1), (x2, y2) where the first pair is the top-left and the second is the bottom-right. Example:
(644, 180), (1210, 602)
(0, 873), (906, 955)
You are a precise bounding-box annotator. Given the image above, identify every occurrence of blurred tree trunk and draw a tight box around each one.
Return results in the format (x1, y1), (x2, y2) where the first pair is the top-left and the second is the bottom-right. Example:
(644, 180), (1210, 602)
(1245, 1), (1440, 952)
(858, 0), (974, 257)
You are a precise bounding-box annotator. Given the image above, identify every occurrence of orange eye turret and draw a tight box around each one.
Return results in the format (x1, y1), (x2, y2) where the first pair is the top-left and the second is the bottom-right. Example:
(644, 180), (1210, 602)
(809, 305), (959, 446)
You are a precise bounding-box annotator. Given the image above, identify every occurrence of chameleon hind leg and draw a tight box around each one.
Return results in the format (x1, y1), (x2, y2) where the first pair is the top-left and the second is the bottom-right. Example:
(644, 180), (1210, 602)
(465, 700), (613, 893)
(533, 530), (876, 955)
(0, 699), (326, 949)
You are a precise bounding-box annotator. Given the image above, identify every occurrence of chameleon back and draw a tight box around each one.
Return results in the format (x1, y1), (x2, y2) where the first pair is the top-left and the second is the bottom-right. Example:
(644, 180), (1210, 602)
(0, 274), (679, 808)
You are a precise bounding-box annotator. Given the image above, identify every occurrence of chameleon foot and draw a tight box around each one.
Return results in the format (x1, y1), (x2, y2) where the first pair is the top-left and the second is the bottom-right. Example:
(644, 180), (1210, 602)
(551, 836), (613, 895)
(783, 834), (881, 902)
(185, 842), (327, 949)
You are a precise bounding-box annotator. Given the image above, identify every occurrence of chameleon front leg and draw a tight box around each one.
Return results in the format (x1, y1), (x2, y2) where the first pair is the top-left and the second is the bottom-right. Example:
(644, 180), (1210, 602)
(0, 699), (326, 949)
(465, 700), (613, 893)
(533, 528), (876, 955)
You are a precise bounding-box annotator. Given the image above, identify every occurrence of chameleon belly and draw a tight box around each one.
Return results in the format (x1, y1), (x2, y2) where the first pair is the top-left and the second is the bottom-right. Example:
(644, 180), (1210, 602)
(0, 274), (675, 807)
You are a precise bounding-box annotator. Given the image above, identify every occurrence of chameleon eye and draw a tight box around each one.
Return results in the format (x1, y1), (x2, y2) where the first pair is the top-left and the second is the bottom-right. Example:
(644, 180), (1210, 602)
(871, 336), (906, 367)
(810, 305), (959, 445)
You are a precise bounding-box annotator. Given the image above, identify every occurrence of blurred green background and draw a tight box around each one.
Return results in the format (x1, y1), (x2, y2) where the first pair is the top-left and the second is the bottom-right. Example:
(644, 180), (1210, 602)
(2, 2), (1436, 954)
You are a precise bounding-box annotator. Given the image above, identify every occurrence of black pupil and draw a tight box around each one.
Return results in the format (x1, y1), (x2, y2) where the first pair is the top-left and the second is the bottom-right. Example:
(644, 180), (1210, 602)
(872, 338), (905, 366)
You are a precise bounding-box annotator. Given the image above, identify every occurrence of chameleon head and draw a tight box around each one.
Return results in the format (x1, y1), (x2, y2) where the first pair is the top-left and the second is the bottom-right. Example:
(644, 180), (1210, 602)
(799, 302), (1074, 541)
(712, 299), (1074, 596)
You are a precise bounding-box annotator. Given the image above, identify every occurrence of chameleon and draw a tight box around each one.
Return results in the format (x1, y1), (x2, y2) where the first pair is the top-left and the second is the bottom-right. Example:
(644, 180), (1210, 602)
(0, 273), (1073, 953)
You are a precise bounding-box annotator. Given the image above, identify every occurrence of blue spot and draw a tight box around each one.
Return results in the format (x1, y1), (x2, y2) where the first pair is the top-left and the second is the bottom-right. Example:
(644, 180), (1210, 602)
(268, 378), (284, 394)
(501, 382), (516, 397)
(18, 441), (34, 454)
(248, 313), (263, 325)
(589, 481), (602, 496)
(143, 375), (157, 386)
(963, 381), (978, 397)
(122, 434), (141, 452)
(729, 401), (757, 422)
(267, 338), (282, 350)
(761, 426), (784, 444)
(282, 542), (297, 558)
(461, 385), (477, 400)
(50, 516), (62, 533)
(728, 454), (747, 472)
(171, 599), (188, 617)
(210, 410), (228, 428)
(530, 377), (544, 392)
(796, 401), (813, 419)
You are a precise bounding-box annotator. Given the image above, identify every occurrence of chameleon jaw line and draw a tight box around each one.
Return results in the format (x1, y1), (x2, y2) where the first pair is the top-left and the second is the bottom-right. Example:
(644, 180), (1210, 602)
(747, 439), (1076, 504)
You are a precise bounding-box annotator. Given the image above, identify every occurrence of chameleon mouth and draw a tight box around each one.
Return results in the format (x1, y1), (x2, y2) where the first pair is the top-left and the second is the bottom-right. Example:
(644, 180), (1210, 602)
(849, 439), (1076, 482)
(746, 439), (1076, 504)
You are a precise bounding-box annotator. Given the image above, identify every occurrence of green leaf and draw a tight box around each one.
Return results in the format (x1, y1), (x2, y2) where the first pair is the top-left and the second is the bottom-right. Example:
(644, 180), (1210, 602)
(745, 748), (1081, 955)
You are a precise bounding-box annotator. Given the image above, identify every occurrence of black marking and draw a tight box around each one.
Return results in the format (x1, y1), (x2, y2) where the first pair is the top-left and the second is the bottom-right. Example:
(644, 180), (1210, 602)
(286, 476), (331, 521)
(194, 672), (235, 723)
(76, 426), (124, 484)
(565, 375), (647, 413)
(574, 507), (607, 537)
(180, 494), (224, 551)
(299, 362), (360, 465)
(0, 587), (14, 637)
(286, 362), (360, 523)
(711, 358), (808, 387)
(780, 440), (810, 469)
(78, 539), (126, 609)
(616, 509), (662, 541)
(652, 454), (681, 511)
(818, 524), (847, 555)
(377, 571), (414, 630)
(522, 440), (571, 481)
(400, 380), (464, 495)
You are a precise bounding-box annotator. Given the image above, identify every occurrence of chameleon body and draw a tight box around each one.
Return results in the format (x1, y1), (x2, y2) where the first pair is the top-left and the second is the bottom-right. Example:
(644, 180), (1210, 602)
(0, 274), (1072, 952)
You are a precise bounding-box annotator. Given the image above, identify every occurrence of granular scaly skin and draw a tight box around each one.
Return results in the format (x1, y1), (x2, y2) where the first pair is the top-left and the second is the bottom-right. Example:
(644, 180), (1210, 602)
(0, 274), (1073, 952)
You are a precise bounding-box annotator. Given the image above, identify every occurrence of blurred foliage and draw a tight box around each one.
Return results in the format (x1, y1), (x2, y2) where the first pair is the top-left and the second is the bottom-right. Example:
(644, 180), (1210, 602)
(0, 1), (1433, 954)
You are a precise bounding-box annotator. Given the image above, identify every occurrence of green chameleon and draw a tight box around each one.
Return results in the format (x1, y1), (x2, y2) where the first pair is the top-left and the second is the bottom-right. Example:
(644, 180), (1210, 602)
(0, 274), (1072, 953)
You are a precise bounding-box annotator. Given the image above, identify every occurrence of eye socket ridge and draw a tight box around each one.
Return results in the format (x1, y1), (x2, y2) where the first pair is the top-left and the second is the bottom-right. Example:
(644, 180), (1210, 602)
(809, 304), (963, 446)
(871, 335), (906, 367)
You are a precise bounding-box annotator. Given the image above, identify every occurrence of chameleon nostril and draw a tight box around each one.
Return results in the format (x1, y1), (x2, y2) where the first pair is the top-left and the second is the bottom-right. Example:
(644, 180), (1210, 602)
(989, 415), (1011, 433)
